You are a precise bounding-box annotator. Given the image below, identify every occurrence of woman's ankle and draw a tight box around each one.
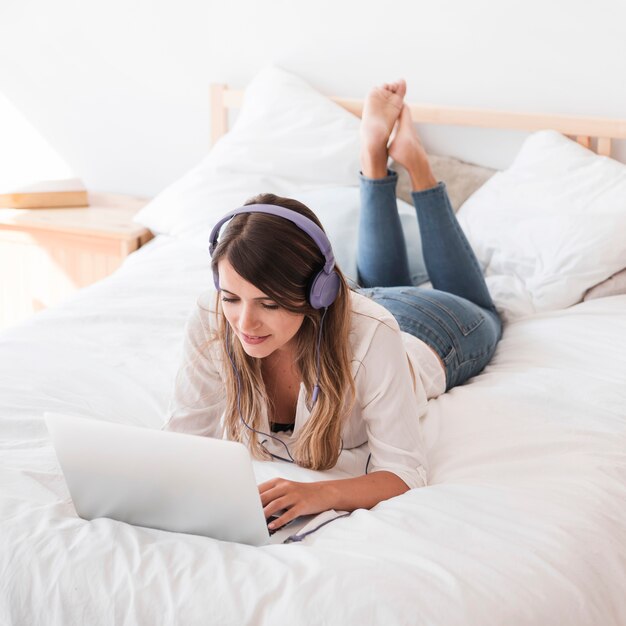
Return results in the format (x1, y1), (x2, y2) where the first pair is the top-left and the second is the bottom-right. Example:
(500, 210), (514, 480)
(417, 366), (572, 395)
(400, 150), (438, 191)
(360, 146), (389, 179)
(409, 169), (438, 192)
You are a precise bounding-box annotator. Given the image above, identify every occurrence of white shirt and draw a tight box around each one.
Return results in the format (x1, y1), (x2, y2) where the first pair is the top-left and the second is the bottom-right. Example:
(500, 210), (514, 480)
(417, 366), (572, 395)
(162, 290), (446, 489)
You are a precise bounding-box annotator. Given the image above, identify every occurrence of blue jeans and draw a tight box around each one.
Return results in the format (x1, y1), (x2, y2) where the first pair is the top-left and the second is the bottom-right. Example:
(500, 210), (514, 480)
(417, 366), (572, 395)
(356, 169), (502, 391)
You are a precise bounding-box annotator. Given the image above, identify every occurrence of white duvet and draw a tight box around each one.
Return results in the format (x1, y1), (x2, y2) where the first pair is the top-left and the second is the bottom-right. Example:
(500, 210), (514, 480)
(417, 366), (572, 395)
(1, 232), (625, 626)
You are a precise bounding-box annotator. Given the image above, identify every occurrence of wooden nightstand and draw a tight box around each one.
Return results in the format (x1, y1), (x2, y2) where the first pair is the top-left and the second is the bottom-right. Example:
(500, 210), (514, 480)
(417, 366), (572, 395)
(0, 192), (153, 331)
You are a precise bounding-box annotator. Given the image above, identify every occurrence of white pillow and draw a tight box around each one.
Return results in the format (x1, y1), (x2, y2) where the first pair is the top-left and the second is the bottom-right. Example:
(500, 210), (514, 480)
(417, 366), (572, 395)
(584, 267), (626, 301)
(133, 65), (362, 237)
(457, 130), (626, 321)
(289, 187), (427, 287)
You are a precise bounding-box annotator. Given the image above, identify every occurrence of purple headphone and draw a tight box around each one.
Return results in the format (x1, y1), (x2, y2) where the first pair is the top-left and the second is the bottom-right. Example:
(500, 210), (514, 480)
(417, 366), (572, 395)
(208, 204), (340, 309)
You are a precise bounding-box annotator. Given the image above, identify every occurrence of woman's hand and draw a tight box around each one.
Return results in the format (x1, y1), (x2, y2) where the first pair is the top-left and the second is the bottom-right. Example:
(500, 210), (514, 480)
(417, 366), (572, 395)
(258, 478), (336, 530)
(259, 471), (410, 530)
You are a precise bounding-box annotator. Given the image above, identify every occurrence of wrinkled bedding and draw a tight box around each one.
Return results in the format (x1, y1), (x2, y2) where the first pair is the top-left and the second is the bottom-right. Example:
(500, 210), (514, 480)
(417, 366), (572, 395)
(1, 233), (625, 626)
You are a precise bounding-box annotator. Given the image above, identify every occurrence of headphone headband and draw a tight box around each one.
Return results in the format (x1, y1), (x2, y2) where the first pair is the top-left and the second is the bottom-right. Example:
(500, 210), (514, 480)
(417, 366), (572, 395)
(208, 204), (336, 274)
(208, 203), (340, 310)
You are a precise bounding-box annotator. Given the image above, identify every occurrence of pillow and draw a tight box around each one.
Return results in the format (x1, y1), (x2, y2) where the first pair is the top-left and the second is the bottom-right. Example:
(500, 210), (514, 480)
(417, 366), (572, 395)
(456, 130), (626, 321)
(290, 187), (428, 287)
(584, 268), (626, 300)
(392, 156), (496, 211)
(133, 65), (362, 237)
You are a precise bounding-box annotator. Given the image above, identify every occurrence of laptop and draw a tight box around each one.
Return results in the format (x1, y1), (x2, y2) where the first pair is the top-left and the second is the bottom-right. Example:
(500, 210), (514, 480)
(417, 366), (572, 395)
(44, 412), (341, 545)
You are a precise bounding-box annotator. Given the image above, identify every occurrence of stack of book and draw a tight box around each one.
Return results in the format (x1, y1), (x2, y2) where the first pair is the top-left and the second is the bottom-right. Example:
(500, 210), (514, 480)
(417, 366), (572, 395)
(0, 178), (89, 209)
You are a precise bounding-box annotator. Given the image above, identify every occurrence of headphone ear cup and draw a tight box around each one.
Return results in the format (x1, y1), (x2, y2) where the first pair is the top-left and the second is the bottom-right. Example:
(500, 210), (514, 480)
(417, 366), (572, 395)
(309, 271), (340, 309)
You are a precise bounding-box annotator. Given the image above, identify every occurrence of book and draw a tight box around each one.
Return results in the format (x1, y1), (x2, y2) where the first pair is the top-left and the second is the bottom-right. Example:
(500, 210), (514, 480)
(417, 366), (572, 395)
(0, 178), (89, 209)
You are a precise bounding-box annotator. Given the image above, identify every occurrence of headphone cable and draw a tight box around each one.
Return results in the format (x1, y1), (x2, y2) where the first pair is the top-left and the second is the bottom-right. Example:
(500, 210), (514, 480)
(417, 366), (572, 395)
(226, 325), (296, 463)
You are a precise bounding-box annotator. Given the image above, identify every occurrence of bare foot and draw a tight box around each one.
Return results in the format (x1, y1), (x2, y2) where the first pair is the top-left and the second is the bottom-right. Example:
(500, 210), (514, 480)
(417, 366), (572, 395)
(389, 104), (437, 191)
(360, 79), (406, 179)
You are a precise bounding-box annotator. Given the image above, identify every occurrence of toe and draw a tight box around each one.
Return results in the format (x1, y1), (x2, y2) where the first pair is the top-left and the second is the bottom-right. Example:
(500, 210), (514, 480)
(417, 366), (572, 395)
(395, 79), (407, 99)
(384, 79), (406, 99)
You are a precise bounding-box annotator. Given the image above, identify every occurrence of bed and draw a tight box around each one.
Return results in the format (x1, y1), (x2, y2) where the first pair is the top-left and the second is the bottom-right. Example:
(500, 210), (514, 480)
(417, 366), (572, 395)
(1, 65), (626, 626)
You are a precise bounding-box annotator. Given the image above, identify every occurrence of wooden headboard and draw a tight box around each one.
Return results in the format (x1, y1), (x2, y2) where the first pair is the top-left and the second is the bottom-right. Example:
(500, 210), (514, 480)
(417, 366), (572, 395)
(209, 84), (626, 158)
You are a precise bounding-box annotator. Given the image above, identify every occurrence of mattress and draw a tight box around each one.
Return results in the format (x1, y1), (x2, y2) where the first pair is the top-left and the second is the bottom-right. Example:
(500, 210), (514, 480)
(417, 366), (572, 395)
(1, 231), (625, 625)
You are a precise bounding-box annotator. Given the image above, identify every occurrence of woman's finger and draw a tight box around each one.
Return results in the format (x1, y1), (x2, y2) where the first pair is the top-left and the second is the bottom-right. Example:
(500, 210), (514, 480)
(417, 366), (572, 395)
(268, 503), (302, 530)
(258, 478), (294, 495)
(257, 477), (282, 494)
(268, 494), (303, 530)
(259, 485), (287, 507)
(263, 495), (292, 520)
(258, 480), (293, 506)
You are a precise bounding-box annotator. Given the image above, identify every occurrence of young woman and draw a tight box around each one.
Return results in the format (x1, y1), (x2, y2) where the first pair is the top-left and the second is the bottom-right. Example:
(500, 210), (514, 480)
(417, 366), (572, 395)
(162, 79), (502, 531)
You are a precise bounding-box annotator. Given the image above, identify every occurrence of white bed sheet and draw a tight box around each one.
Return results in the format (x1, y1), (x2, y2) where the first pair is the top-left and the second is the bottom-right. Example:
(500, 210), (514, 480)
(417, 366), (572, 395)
(1, 233), (625, 626)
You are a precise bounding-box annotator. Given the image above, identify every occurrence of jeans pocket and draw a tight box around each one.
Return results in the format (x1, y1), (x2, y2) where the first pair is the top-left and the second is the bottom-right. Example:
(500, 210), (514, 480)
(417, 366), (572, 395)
(400, 289), (485, 337)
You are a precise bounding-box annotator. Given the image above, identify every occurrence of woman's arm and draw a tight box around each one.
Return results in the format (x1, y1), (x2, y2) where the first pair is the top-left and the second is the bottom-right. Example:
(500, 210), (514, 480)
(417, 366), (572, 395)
(259, 471), (409, 529)
(260, 316), (428, 529)
(162, 298), (225, 436)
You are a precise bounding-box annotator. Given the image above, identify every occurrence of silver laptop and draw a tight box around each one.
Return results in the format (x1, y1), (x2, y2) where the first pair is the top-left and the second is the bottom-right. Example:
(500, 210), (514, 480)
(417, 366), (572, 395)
(44, 411), (322, 545)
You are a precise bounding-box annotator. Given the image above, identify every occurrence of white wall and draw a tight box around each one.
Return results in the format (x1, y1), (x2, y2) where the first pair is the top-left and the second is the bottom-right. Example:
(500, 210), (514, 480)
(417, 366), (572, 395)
(1, 0), (624, 197)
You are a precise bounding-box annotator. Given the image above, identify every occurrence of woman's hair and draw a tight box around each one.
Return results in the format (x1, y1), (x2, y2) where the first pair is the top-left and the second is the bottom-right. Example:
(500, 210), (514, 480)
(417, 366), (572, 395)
(209, 193), (356, 470)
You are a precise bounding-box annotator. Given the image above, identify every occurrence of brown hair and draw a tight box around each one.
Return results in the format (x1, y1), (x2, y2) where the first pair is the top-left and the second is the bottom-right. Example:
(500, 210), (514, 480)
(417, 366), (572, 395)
(209, 193), (356, 470)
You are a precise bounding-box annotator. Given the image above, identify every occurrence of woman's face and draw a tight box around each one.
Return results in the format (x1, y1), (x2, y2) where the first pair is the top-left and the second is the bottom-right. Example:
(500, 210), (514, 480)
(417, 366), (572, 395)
(218, 259), (305, 359)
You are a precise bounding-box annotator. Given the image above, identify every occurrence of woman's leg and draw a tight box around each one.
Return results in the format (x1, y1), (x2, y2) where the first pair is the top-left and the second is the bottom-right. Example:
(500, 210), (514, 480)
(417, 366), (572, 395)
(411, 183), (496, 313)
(356, 89), (502, 389)
(357, 169), (412, 287)
(356, 79), (418, 288)
(389, 104), (498, 315)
